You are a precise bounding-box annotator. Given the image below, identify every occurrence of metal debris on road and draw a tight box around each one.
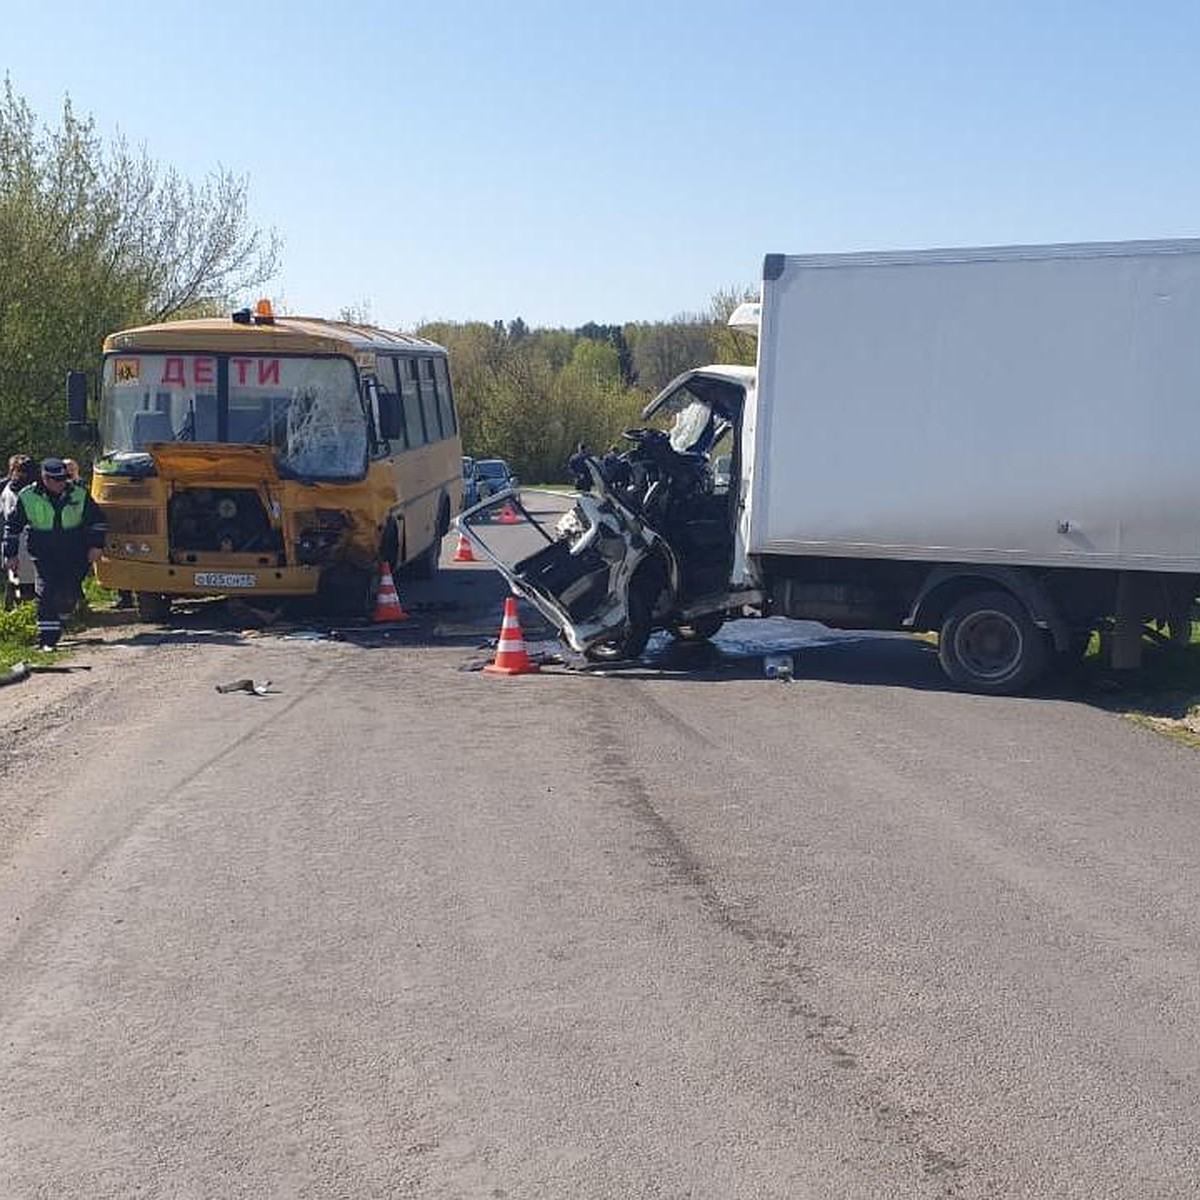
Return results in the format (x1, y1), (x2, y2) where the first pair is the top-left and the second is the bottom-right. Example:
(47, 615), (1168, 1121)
(1, 662), (30, 687)
(0, 661), (93, 687)
(764, 652), (795, 681)
(215, 678), (276, 695)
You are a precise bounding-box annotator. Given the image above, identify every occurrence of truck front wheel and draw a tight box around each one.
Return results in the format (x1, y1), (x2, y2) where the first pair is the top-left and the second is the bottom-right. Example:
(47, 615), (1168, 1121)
(938, 590), (1048, 695)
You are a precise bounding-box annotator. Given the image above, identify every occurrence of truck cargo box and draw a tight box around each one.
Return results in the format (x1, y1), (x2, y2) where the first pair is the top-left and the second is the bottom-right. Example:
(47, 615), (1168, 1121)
(746, 240), (1200, 573)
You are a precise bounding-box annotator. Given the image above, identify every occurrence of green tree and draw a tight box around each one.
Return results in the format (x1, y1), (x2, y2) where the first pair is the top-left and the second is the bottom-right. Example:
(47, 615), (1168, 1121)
(0, 79), (278, 461)
(576, 321), (634, 384)
(707, 285), (759, 365)
(623, 316), (714, 392)
(418, 319), (646, 482)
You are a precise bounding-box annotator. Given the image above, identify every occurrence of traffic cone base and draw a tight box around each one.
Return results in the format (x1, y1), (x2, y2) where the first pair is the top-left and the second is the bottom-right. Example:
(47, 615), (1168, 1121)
(452, 531), (477, 562)
(484, 596), (539, 675)
(374, 562), (409, 622)
(496, 502), (521, 524)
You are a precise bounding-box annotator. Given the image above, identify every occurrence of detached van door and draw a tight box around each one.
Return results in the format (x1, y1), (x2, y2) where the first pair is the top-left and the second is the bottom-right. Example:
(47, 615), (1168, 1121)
(458, 472), (664, 655)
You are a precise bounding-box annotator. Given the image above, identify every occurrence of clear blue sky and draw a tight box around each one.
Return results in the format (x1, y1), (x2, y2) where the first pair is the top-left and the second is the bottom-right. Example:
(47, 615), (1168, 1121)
(6, 1), (1199, 330)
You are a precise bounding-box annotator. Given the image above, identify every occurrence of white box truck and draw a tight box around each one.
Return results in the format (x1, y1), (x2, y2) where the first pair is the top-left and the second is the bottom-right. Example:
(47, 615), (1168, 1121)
(464, 239), (1200, 693)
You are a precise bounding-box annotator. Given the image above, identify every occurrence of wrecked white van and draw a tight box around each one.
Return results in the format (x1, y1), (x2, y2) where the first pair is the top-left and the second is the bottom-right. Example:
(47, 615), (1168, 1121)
(459, 367), (758, 662)
(462, 240), (1200, 693)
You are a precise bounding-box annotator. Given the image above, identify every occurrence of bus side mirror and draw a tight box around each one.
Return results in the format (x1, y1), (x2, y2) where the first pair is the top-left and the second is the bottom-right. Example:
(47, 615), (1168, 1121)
(66, 371), (98, 443)
(377, 392), (403, 441)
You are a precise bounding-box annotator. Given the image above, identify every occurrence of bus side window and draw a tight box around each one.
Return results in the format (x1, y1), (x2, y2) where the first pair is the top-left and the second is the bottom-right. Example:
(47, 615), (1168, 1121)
(400, 357), (426, 446)
(376, 356), (408, 449)
(433, 357), (456, 436)
(418, 357), (441, 440)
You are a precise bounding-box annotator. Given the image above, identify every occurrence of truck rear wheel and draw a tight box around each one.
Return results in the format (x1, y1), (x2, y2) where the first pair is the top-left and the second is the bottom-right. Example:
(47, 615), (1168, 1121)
(938, 590), (1047, 695)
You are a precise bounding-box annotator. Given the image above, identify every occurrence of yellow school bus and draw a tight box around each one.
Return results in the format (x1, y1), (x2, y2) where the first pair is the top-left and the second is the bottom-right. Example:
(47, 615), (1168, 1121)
(68, 301), (462, 619)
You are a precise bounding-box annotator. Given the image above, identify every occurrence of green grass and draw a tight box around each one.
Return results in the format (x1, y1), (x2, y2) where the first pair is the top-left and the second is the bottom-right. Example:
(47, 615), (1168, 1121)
(0, 601), (52, 672)
(1084, 622), (1200, 744)
(0, 574), (119, 672)
(901, 624), (1199, 744)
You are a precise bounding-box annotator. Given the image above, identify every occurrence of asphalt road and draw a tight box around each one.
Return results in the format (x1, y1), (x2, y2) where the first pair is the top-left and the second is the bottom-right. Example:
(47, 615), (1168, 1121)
(1, 513), (1199, 1198)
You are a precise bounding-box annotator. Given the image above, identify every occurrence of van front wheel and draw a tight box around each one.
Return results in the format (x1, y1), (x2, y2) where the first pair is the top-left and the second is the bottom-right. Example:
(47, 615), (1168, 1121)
(585, 575), (655, 663)
(938, 590), (1047, 694)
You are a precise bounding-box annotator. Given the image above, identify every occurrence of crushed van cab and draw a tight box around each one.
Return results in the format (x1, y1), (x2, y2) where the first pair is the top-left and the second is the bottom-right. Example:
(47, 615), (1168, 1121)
(459, 367), (759, 662)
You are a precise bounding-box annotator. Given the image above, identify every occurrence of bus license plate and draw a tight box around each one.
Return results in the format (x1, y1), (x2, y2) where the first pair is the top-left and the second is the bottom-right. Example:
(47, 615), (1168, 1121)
(194, 572), (258, 588)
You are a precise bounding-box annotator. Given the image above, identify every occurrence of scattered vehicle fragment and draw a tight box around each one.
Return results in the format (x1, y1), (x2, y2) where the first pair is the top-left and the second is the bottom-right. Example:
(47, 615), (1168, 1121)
(0, 660), (93, 687)
(215, 678), (275, 695)
(462, 239), (1200, 694)
(763, 653), (794, 681)
(1, 661), (30, 687)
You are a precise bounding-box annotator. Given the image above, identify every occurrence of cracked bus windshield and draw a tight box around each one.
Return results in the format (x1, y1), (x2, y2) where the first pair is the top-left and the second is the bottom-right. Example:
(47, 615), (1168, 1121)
(99, 354), (368, 479)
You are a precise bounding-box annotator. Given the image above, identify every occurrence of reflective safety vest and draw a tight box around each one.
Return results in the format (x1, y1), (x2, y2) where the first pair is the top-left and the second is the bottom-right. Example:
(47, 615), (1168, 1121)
(18, 483), (87, 532)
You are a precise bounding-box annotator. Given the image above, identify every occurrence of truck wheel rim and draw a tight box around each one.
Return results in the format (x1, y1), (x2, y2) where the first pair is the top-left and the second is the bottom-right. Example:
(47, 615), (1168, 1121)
(954, 609), (1023, 680)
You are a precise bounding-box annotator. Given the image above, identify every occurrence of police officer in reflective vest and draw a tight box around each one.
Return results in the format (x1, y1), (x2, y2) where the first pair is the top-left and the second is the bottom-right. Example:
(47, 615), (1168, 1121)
(2, 457), (106, 651)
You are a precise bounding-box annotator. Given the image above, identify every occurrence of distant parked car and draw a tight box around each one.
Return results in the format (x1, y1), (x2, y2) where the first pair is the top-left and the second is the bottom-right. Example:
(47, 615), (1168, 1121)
(461, 456), (479, 508)
(473, 458), (520, 502)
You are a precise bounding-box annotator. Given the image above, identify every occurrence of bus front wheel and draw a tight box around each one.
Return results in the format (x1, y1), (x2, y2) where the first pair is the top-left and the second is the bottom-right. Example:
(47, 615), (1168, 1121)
(317, 566), (373, 619)
(135, 592), (172, 623)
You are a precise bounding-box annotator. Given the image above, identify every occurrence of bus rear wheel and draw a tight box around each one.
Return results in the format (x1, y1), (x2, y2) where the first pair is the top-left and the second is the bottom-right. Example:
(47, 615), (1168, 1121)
(401, 501), (449, 582)
(402, 537), (439, 581)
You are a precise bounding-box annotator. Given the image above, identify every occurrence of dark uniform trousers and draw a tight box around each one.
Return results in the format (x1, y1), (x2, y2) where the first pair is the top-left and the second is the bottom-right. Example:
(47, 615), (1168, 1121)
(2, 482), (106, 650)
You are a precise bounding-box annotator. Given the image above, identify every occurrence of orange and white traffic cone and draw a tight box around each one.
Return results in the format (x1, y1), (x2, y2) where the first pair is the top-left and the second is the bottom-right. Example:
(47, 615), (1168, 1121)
(496, 502), (521, 525)
(452, 531), (477, 562)
(483, 596), (540, 675)
(373, 561), (409, 622)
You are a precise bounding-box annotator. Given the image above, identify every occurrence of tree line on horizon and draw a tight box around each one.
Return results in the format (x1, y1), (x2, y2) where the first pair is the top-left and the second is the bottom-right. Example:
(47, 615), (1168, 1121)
(0, 82), (756, 483)
(418, 305), (756, 482)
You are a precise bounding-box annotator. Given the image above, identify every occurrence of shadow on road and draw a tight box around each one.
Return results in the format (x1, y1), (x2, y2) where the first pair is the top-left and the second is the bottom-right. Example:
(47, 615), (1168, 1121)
(74, 531), (1197, 727)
